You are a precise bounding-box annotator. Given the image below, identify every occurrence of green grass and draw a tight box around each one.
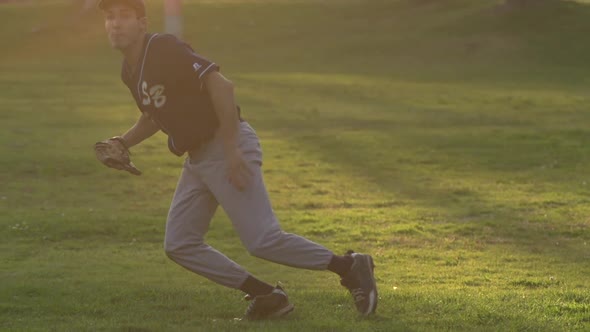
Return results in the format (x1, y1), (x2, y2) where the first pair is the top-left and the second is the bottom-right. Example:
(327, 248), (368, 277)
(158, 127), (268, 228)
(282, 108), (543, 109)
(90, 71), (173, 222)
(2, 0), (590, 331)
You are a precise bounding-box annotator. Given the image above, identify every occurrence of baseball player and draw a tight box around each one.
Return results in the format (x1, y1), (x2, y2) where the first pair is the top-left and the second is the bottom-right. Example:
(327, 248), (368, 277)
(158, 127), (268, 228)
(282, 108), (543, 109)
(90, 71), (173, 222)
(95, 0), (378, 320)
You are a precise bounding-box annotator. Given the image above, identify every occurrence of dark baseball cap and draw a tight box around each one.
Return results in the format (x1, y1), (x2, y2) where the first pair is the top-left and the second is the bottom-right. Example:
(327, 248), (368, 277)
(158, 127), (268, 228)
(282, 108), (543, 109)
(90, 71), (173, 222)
(98, 0), (146, 18)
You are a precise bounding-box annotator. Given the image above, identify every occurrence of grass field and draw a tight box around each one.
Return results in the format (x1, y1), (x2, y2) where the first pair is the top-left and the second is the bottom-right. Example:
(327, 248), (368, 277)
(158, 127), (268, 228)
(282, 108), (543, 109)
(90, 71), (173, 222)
(2, 0), (590, 331)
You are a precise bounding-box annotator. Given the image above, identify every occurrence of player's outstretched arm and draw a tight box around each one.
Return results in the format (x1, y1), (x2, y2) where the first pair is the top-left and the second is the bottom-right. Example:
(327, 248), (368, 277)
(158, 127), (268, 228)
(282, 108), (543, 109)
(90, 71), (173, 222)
(121, 112), (160, 148)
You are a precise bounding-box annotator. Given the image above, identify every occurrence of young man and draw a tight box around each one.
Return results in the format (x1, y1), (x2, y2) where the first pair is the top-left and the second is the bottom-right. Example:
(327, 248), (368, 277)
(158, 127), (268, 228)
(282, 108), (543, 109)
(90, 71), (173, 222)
(96, 0), (378, 320)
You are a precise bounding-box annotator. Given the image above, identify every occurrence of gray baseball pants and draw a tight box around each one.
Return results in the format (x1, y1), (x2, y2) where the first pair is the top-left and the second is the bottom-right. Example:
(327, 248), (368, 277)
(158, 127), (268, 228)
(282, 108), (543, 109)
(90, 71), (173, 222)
(164, 122), (334, 288)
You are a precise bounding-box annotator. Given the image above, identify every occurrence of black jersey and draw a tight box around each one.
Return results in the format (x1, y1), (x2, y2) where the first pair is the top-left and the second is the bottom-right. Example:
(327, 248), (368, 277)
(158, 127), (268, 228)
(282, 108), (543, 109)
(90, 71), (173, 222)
(121, 33), (224, 156)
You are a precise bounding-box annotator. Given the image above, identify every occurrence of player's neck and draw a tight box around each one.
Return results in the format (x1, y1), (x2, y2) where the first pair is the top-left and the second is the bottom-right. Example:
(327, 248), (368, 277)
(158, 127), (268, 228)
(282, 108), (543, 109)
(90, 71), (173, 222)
(121, 33), (146, 74)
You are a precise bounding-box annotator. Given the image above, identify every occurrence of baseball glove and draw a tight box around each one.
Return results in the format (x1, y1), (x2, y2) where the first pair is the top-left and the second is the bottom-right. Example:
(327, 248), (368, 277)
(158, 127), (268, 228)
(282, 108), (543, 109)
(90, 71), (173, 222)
(94, 137), (142, 176)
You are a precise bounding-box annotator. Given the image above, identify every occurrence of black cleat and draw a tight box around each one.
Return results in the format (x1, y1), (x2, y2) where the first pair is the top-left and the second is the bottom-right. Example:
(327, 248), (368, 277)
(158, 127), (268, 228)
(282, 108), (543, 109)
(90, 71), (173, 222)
(340, 250), (378, 316)
(243, 285), (294, 320)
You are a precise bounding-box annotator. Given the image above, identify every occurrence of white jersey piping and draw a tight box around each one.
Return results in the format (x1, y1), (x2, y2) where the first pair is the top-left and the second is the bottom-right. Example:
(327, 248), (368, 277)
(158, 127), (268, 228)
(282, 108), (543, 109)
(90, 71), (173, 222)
(136, 33), (160, 99)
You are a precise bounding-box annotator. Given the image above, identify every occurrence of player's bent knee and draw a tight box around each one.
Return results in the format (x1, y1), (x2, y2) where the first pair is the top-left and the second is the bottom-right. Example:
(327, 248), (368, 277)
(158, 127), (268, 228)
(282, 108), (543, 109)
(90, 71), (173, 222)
(246, 245), (265, 258)
(163, 238), (185, 258)
(164, 236), (206, 259)
(164, 242), (178, 259)
(246, 229), (284, 258)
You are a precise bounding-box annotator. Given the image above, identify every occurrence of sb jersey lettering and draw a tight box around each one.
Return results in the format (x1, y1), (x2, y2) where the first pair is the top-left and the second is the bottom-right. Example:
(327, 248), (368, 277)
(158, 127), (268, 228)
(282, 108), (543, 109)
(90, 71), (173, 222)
(141, 81), (167, 109)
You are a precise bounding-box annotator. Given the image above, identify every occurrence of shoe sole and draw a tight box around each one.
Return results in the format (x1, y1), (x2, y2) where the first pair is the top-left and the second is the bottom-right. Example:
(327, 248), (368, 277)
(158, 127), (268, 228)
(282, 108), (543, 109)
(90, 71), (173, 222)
(353, 254), (378, 316)
(268, 303), (295, 318)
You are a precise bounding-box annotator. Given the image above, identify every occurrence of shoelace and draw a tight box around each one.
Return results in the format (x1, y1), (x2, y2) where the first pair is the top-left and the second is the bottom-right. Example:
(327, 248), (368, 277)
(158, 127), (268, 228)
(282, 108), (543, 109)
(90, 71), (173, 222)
(350, 288), (366, 303)
(244, 297), (259, 316)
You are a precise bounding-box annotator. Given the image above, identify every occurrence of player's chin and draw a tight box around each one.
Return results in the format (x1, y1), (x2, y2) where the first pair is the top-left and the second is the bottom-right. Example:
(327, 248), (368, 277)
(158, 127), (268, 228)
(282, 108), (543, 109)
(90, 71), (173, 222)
(108, 37), (126, 50)
(110, 40), (127, 50)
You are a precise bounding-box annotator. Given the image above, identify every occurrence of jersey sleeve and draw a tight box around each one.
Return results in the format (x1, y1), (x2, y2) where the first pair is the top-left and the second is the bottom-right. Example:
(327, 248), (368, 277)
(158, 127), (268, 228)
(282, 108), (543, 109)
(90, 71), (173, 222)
(155, 34), (219, 86)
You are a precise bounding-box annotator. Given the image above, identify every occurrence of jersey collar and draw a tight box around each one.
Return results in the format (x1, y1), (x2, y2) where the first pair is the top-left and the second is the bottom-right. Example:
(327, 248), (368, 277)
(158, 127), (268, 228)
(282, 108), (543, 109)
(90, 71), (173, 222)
(122, 33), (156, 81)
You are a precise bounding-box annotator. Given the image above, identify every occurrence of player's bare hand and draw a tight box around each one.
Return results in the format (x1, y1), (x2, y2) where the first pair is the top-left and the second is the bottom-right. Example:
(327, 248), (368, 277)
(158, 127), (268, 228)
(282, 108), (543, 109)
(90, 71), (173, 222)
(226, 149), (253, 191)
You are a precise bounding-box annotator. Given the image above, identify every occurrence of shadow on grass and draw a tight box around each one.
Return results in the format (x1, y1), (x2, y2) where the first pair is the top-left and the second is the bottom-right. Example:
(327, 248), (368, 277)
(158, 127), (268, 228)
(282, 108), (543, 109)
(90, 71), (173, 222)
(266, 103), (590, 265)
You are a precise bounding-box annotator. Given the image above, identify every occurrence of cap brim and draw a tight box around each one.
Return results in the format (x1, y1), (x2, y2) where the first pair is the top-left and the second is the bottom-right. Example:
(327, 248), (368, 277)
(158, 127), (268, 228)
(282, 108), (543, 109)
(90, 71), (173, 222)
(97, 0), (114, 10)
(97, 0), (146, 17)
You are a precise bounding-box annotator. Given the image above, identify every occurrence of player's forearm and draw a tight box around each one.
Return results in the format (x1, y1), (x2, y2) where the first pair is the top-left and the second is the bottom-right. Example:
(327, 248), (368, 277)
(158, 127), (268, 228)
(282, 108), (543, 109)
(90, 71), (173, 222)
(121, 113), (160, 148)
(208, 74), (240, 154)
(216, 95), (240, 154)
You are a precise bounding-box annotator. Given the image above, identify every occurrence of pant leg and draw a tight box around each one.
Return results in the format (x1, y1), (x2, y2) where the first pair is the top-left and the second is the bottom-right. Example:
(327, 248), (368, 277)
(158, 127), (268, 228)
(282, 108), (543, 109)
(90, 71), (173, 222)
(194, 122), (334, 270)
(164, 159), (250, 288)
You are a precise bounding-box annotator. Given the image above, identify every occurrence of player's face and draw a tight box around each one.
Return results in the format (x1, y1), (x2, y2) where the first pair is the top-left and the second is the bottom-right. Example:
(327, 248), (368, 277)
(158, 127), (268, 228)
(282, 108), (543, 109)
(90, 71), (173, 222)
(103, 4), (146, 50)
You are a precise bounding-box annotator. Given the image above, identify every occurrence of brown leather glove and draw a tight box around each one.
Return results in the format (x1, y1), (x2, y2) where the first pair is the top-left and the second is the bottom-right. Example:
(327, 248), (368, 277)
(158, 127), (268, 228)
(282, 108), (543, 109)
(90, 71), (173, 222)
(94, 137), (142, 176)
